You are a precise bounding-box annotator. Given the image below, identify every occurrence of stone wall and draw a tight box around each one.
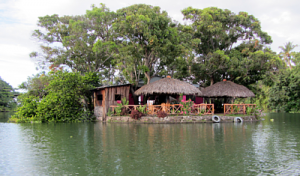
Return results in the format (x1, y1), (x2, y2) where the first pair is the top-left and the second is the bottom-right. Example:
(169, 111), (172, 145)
(94, 106), (104, 121)
(102, 115), (257, 123)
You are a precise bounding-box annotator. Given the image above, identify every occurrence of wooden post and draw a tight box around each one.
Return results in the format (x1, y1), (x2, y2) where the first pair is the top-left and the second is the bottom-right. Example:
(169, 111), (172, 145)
(224, 104), (226, 115)
(243, 105), (245, 114)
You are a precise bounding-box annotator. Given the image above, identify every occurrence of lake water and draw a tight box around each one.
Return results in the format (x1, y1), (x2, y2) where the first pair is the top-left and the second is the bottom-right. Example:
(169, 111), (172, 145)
(0, 113), (300, 175)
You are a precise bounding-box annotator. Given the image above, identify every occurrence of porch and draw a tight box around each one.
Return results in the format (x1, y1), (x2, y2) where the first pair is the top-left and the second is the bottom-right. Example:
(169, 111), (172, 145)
(109, 103), (256, 116)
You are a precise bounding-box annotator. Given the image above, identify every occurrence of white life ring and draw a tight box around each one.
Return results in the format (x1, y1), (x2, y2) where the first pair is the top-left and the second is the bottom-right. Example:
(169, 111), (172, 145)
(234, 117), (243, 123)
(212, 115), (220, 123)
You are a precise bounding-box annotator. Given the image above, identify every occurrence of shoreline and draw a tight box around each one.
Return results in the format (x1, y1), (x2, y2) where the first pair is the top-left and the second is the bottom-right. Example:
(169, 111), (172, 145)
(99, 115), (259, 123)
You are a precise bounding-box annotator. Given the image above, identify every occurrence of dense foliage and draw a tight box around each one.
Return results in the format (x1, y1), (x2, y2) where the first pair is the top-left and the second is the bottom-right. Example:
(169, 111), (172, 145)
(0, 77), (17, 111)
(10, 71), (99, 122)
(9, 3), (300, 121)
(130, 110), (143, 120)
(157, 111), (167, 118)
(269, 67), (300, 113)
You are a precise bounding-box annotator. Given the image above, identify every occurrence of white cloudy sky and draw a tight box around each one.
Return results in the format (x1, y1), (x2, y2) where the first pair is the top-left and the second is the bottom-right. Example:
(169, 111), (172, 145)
(1, 0), (300, 88)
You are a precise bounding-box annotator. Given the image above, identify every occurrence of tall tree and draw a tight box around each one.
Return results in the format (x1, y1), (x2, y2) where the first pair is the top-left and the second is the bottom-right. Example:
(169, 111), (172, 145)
(114, 4), (183, 84)
(155, 24), (198, 83)
(30, 4), (117, 75)
(228, 41), (284, 86)
(182, 7), (272, 85)
(279, 42), (298, 69)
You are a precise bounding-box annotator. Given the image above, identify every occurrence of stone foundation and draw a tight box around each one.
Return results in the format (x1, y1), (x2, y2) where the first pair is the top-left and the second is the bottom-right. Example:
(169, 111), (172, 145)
(101, 115), (257, 123)
(94, 106), (104, 120)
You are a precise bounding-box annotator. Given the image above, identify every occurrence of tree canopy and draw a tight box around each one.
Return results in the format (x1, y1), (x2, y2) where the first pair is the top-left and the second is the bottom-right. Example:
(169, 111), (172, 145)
(269, 67), (300, 113)
(0, 77), (17, 111)
(113, 4), (184, 84)
(30, 4), (118, 83)
(279, 42), (298, 69)
(181, 7), (280, 85)
(10, 3), (299, 120)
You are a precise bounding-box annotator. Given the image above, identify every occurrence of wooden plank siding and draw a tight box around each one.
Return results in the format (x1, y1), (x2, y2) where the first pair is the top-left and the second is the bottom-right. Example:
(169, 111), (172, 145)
(94, 90), (105, 106)
(100, 85), (131, 118)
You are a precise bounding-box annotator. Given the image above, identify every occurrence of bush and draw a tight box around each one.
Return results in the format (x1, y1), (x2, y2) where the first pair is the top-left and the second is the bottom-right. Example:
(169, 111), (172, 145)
(11, 94), (40, 121)
(120, 108), (127, 116)
(130, 110), (142, 120)
(114, 97), (129, 116)
(179, 94), (194, 115)
(137, 105), (147, 114)
(10, 71), (98, 123)
(157, 111), (167, 118)
(269, 68), (300, 112)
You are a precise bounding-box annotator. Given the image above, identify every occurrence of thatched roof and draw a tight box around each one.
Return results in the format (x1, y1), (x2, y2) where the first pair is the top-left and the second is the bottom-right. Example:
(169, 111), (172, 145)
(202, 80), (255, 98)
(134, 77), (202, 96)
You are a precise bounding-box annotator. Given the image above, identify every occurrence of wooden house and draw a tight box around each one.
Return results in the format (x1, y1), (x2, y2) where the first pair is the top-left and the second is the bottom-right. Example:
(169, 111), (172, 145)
(91, 84), (134, 120)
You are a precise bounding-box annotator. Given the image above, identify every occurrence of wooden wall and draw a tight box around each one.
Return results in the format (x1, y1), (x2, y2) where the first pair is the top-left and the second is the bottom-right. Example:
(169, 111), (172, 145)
(195, 96), (203, 104)
(95, 90), (105, 107)
(93, 85), (131, 118)
(104, 85), (130, 116)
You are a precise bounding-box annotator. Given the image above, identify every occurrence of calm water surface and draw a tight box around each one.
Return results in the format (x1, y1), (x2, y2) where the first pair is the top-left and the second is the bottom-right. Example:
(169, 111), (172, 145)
(0, 113), (300, 175)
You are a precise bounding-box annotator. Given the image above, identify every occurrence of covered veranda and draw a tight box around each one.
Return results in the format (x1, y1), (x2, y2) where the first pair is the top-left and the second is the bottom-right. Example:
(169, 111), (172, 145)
(110, 76), (214, 115)
(134, 76), (212, 115)
(202, 79), (256, 115)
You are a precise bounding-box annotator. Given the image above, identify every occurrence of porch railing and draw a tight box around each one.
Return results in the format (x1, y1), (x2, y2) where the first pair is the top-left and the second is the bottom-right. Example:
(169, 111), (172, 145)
(109, 104), (214, 116)
(224, 104), (256, 115)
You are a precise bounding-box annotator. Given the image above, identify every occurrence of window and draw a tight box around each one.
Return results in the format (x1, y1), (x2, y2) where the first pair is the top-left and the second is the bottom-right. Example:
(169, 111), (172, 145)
(97, 94), (103, 100)
(96, 94), (103, 106)
(115, 94), (121, 101)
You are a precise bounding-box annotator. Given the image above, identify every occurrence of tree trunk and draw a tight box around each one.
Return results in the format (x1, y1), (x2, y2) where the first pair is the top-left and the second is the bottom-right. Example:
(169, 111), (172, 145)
(130, 86), (139, 105)
(210, 77), (214, 86)
(288, 57), (292, 70)
(145, 72), (151, 84)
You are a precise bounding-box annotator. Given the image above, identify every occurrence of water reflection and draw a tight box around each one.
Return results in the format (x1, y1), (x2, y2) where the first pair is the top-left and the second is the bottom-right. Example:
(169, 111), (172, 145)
(0, 113), (300, 175)
(0, 112), (14, 122)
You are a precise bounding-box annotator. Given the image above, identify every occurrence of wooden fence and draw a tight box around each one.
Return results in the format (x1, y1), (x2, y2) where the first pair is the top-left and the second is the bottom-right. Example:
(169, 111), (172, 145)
(110, 104), (214, 116)
(224, 104), (256, 115)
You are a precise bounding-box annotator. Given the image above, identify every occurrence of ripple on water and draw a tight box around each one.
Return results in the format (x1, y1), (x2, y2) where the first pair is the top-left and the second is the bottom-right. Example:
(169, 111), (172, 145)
(0, 113), (300, 175)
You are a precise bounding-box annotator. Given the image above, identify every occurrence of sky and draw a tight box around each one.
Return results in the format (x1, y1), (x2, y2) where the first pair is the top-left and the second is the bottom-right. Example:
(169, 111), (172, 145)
(1, 0), (300, 88)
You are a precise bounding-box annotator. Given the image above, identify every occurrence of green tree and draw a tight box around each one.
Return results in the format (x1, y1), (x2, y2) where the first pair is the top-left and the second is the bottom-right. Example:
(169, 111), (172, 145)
(192, 49), (230, 86)
(30, 4), (117, 76)
(269, 67), (300, 112)
(228, 41), (284, 86)
(18, 72), (51, 98)
(0, 77), (17, 111)
(279, 42), (298, 70)
(36, 71), (92, 122)
(12, 71), (100, 122)
(155, 24), (197, 82)
(114, 4), (183, 84)
(182, 7), (272, 85)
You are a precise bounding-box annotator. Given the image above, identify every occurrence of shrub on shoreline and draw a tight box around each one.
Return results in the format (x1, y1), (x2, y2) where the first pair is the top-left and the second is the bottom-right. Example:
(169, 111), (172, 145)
(10, 71), (99, 123)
